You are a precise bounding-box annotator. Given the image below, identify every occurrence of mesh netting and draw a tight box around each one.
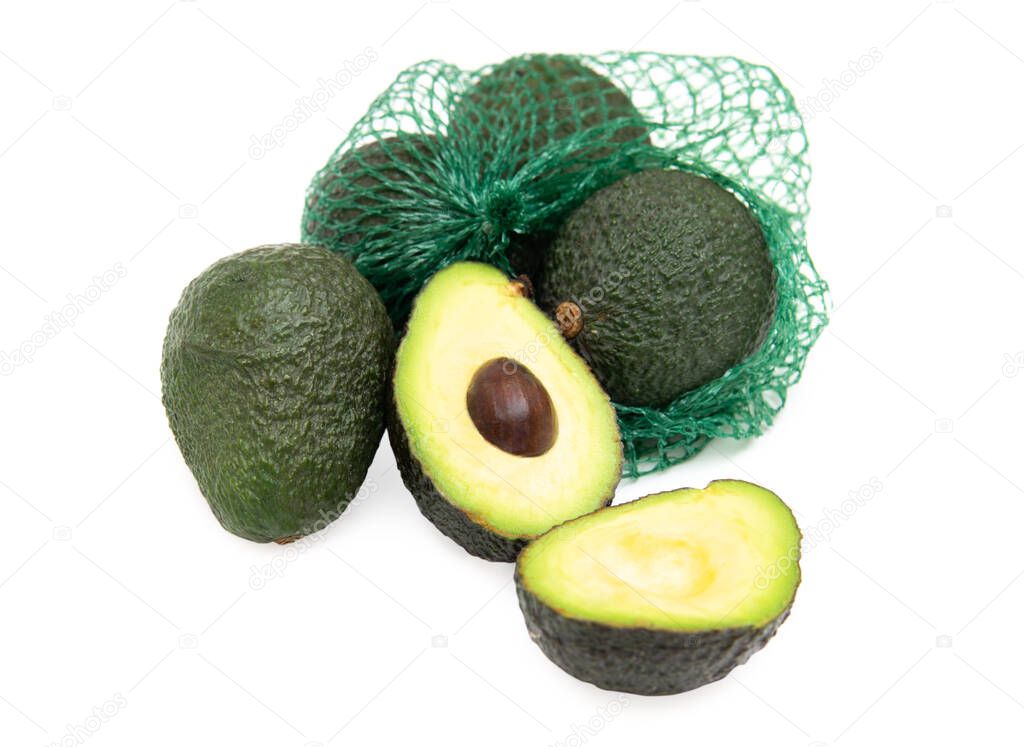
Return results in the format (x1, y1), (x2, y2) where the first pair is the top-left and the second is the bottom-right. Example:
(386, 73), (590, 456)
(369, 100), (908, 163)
(302, 52), (829, 477)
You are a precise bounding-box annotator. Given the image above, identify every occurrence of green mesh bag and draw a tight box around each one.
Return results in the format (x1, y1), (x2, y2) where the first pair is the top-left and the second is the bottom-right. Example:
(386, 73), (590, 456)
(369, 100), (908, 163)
(302, 52), (829, 476)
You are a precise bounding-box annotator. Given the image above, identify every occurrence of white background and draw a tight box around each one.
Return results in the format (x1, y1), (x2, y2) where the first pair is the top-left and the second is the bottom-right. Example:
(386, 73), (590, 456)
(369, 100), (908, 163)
(2, 1), (1022, 745)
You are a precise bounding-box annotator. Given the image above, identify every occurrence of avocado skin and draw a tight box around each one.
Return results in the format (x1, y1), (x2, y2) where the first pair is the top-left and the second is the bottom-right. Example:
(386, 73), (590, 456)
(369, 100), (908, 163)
(161, 244), (393, 543)
(539, 169), (776, 408)
(386, 389), (528, 562)
(302, 135), (438, 273)
(515, 577), (792, 695)
(453, 54), (649, 163)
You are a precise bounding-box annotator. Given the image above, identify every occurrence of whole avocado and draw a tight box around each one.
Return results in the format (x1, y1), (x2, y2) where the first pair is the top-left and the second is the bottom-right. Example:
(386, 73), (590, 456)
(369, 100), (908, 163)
(161, 244), (393, 543)
(302, 134), (438, 251)
(539, 169), (776, 408)
(452, 54), (650, 166)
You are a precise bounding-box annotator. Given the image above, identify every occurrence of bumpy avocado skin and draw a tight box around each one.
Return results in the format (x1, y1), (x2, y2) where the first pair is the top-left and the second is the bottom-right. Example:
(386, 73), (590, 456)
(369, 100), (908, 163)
(539, 169), (776, 408)
(386, 391), (528, 562)
(161, 244), (393, 543)
(515, 577), (792, 695)
(453, 54), (650, 160)
(302, 135), (438, 252)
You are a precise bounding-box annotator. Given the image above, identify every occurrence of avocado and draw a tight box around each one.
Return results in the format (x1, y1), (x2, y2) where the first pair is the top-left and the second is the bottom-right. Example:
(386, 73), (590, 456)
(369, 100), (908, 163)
(303, 135), (438, 248)
(161, 244), (393, 543)
(388, 262), (622, 561)
(539, 169), (776, 408)
(452, 53), (650, 174)
(515, 480), (801, 695)
(302, 135), (441, 326)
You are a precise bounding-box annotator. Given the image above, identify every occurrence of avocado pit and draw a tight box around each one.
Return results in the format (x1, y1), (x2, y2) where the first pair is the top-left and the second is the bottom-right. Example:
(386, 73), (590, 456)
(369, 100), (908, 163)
(466, 357), (557, 457)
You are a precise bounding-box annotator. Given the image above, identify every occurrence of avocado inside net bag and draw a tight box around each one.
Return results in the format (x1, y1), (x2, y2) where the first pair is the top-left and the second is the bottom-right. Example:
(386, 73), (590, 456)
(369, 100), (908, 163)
(302, 52), (829, 476)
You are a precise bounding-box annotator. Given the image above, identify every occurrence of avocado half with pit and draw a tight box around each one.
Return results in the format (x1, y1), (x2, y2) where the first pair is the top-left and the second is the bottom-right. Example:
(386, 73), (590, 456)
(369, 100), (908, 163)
(515, 480), (801, 694)
(388, 262), (622, 562)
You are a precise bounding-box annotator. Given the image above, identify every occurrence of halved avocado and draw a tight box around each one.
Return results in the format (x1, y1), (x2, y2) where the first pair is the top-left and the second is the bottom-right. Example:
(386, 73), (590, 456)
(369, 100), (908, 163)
(515, 480), (801, 694)
(388, 262), (622, 562)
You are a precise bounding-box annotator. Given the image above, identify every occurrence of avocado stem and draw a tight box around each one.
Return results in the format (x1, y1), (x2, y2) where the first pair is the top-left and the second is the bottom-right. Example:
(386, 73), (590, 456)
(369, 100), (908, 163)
(555, 301), (583, 340)
(510, 274), (534, 298)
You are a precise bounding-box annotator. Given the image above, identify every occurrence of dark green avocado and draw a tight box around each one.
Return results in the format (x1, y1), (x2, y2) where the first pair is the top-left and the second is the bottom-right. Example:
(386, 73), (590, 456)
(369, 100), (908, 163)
(515, 480), (801, 695)
(539, 169), (776, 408)
(161, 244), (393, 543)
(452, 54), (650, 165)
(302, 134), (438, 251)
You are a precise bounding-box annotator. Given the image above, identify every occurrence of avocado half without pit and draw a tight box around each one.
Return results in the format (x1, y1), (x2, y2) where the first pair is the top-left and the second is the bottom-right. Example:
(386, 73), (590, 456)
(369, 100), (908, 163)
(388, 262), (623, 561)
(515, 480), (801, 694)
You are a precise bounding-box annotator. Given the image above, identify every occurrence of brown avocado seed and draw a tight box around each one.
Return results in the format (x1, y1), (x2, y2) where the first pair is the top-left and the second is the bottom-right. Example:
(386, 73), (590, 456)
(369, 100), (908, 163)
(466, 357), (557, 457)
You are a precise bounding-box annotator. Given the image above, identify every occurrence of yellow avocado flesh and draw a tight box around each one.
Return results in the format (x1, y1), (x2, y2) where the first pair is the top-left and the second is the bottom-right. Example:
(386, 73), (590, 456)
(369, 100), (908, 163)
(518, 480), (801, 630)
(394, 262), (621, 538)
